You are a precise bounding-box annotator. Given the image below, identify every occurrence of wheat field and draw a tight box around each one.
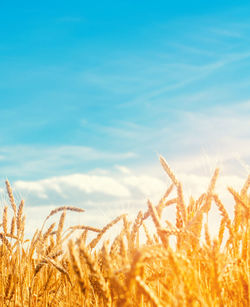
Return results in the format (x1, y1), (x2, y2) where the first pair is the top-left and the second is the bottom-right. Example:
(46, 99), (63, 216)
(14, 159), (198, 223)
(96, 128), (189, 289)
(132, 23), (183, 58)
(0, 156), (249, 306)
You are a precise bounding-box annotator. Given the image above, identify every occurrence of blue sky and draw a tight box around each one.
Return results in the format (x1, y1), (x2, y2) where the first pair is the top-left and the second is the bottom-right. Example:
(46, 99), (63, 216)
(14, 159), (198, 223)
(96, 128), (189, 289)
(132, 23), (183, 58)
(0, 1), (249, 231)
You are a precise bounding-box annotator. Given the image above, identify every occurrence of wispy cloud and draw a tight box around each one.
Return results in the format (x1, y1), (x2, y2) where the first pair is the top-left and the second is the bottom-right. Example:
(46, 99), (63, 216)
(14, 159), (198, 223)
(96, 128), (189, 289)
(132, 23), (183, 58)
(0, 145), (137, 180)
(209, 28), (244, 39)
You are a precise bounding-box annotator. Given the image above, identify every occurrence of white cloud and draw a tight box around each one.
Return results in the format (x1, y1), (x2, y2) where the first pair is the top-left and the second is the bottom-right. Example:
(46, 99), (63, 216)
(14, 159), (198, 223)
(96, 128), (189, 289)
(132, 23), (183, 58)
(14, 173), (131, 199)
(122, 175), (165, 198)
(115, 165), (132, 174)
(14, 181), (49, 199)
(0, 145), (137, 179)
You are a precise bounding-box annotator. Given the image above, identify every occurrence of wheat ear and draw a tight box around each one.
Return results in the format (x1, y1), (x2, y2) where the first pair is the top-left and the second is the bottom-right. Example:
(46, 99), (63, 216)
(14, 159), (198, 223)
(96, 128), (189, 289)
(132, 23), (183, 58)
(41, 206), (84, 231)
(241, 174), (250, 196)
(203, 168), (220, 213)
(56, 210), (66, 244)
(88, 214), (125, 249)
(43, 256), (72, 286)
(68, 240), (86, 294)
(17, 200), (24, 237)
(136, 275), (163, 307)
(130, 210), (143, 246)
(147, 200), (168, 248)
(3, 206), (8, 234)
(69, 225), (101, 233)
(159, 155), (178, 186)
(79, 244), (111, 304)
(213, 194), (233, 236)
(228, 187), (249, 211)
(5, 180), (17, 216)
(177, 182), (186, 225)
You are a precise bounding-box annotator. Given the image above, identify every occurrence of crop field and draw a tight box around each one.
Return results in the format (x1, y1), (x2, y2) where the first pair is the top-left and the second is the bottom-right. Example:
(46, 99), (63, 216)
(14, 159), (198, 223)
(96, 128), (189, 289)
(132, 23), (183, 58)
(0, 156), (249, 306)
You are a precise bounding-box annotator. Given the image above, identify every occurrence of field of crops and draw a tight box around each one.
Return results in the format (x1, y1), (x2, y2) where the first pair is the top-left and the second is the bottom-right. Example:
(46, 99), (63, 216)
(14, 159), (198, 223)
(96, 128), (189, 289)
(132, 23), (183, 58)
(0, 156), (249, 306)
